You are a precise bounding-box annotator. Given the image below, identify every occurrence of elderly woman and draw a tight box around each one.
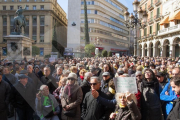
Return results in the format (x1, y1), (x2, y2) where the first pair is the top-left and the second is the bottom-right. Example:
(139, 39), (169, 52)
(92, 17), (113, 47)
(61, 73), (83, 120)
(109, 92), (141, 120)
(77, 69), (86, 85)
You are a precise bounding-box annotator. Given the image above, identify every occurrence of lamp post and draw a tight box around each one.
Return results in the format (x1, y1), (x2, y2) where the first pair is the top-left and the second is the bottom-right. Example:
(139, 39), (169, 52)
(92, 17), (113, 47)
(124, 0), (148, 56)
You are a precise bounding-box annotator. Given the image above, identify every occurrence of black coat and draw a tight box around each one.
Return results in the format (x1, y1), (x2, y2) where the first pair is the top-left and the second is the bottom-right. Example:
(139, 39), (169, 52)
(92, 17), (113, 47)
(40, 75), (58, 94)
(28, 72), (42, 92)
(167, 97), (180, 120)
(10, 82), (36, 110)
(81, 90), (112, 120)
(2, 74), (17, 87)
(81, 79), (91, 99)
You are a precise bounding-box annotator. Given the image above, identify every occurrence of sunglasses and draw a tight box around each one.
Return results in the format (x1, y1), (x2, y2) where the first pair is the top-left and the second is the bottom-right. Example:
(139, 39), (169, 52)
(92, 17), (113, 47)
(68, 78), (75, 81)
(90, 83), (98, 86)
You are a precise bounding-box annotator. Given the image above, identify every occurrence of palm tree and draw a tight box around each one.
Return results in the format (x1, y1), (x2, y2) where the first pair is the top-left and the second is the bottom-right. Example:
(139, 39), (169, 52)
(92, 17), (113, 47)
(84, 0), (90, 45)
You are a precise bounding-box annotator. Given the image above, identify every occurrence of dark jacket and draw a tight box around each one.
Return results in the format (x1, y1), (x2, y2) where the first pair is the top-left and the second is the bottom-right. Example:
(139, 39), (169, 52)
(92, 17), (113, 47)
(81, 90), (112, 120)
(167, 97), (180, 120)
(37, 70), (44, 79)
(40, 75), (58, 94)
(101, 78), (114, 99)
(28, 72), (42, 92)
(0, 80), (11, 113)
(81, 79), (91, 99)
(10, 81), (36, 110)
(114, 101), (141, 120)
(3, 74), (17, 87)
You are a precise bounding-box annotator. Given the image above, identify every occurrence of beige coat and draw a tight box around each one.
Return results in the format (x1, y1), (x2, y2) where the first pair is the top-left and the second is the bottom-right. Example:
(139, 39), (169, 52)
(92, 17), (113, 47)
(61, 86), (83, 120)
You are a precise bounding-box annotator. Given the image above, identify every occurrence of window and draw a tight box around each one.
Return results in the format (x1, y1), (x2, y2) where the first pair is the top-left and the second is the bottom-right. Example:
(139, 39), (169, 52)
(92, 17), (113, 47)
(81, 10), (84, 14)
(42, 0), (45, 1)
(33, 26), (37, 35)
(12, 0), (14, 2)
(157, 7), (160, 17)
(3, 16), (7, 25)
(120, 15), (124, 19)
(150, 26), (152, 34)
(151, 0), (153, 4)
(87, 10), (91, 14)
(40, 16), (45, 25)
(10, 16), (14, 26)
(10, 6), (14, 10)
(3, 6), (6, 10)
(26, 5), (29, 10)
(40, 36), (44, 42)
(32, 36), (36, 41)
(19, 0), (22, 2)
(25, 16), (29, 25)
(40, 5), (44, 10)
(144, 28), (147, 36)
(27, 0), (29, 1)
(33, 5), (36, 10)
(156, 23), (160, 34)
(32, 16), (37, 25)
(4, 0), (7, 1)
(95, 10), (97, 14)
(34, 0), (37, 1)
(2, 47), (7, 56)
(145, 3), (147, 10)
(40, 26), (44, 35)
(40, 48), (44, 56)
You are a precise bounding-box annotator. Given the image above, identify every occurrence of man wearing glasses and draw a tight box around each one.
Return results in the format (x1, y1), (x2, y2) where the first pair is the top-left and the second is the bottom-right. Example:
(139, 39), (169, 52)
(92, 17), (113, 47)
(81, 77), (111, 120)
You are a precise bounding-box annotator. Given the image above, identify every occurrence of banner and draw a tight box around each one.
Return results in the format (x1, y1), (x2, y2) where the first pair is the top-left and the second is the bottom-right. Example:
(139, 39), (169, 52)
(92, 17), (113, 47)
(113, 77), (137, 93)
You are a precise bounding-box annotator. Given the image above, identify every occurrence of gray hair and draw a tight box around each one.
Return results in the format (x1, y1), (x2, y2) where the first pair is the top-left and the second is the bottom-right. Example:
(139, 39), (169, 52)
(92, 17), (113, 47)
(27, 65), (33, 69)
(57, 66), (63, 70)
(90, 76), (101, 83)
(84, 72), (93, 80)
(44, 66), (51, 71)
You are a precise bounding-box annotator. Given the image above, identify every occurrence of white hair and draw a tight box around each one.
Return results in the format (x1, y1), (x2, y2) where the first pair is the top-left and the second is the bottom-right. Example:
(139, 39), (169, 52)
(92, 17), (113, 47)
(40, 85), (48, 91)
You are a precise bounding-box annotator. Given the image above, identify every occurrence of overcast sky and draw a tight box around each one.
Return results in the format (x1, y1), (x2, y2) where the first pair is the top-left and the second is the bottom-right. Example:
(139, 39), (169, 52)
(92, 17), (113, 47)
(57, 0), (135, 17)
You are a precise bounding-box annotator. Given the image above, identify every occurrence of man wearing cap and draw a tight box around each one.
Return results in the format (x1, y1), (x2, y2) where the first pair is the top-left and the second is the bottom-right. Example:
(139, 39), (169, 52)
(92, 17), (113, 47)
(10, 74), (36, 120)
(101, 72), (112, 98)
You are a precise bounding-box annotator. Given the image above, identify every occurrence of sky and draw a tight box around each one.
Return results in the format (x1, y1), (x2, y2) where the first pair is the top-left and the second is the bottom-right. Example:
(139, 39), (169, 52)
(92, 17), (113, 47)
(57, 0), (135, 16)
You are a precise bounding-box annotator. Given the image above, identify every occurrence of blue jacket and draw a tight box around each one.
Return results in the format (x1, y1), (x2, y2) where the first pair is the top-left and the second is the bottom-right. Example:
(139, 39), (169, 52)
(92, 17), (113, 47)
(97, 96), (116, 108)
(160, 80), (177, 115)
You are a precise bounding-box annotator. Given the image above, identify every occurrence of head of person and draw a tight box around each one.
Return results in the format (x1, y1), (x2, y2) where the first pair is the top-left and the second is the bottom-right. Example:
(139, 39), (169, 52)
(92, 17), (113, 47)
(34, 65), (39, 73)
(40, 85), (49, 96)
(19, 74), (28, 86)
(84, 72), (93, 82)
(15, 66), (22, 73)
(115, 93), (137, 108)
(136, 65), (143, 72)
(135, 71), (142, 81)
(59, 77), (67, 87)
(70, 66), (78, 73)
(78, 64), (83, 70)
(172, 67), (180, 77)
(67, 73), (77, 85)
(56, 66), (63, 75)
(144, 68), (156, 82)
(102, 72), (110, 81)
(103, 64), (109, 72)
(44, 66), (51, 77)
(64, 64), (69, 70)
(170, 77), (180, 95)
(149, 63), (155, 69)
(90, 77), (101, 91)
(156, 72), (165, 83)
(27, 65), (33, 73)
(160, 65), (166, 72)
(3, 66), (10, 75)
(79, 69), (86, 77)
(117, 70), (124, 76)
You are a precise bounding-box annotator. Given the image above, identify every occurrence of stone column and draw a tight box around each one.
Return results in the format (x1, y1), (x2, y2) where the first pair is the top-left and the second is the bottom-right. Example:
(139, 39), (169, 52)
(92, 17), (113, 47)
(147, 47), (150, 57)
(162, 46), (165, 57)
(153, 47), (156, 57)
(37, 15), (40, 43)
(142, 47), (144, 57)
(29, 15), (32, 39)
(169, 44), (175, 58)
(7, 15), (10, 35)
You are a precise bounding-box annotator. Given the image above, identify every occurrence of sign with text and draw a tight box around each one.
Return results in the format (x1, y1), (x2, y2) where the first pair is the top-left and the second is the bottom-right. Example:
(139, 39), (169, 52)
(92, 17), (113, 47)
(113, 77), (137, 94)
(49, 57), (55, 63)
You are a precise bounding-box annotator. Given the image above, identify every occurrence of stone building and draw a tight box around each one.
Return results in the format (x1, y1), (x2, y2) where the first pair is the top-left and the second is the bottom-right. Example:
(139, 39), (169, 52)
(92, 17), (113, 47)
(0, 0), (67, 59)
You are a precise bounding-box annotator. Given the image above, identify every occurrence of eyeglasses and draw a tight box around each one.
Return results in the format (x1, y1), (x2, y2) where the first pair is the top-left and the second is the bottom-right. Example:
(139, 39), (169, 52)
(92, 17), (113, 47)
(68, 78), (75, 81)
(90, 83), (98, 86)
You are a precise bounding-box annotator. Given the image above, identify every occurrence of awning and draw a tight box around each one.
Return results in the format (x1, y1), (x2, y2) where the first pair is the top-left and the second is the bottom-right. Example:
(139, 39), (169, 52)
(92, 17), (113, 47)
(169, 11), (180, 21)
(159, 16), (169, 25)
(96, 47), (104, 50)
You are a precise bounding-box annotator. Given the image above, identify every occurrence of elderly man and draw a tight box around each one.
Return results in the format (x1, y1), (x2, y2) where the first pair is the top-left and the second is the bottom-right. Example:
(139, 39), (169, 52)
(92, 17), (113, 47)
(81, 77), (111, 120)
(167, 77), (180, 120)
(36, 85), (60, 120)
(53, 66), (63, 83)
(40, 66), (58, 94)
(0, 72), (11, 120)
(10, 74), (36, 120)
(101, 72), (111, 96)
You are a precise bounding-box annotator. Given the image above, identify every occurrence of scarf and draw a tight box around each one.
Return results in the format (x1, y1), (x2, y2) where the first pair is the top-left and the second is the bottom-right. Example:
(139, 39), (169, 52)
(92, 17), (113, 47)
(64, 84), (78, 98)
(80, 75), (84, 81)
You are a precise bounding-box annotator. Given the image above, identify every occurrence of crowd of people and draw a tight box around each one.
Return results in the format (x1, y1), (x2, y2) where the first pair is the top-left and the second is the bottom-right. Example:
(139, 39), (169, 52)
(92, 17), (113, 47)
(0, 56), (180, 120)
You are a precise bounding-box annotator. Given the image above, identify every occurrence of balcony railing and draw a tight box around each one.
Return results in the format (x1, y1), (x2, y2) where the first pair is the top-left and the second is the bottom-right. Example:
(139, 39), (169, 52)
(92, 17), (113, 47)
(155, 0), (161, 6)
(148, 4), (154, 11)
(154, 14), (161, 21)
(158, 24), (180, 35)
(148, 18), (154, 24)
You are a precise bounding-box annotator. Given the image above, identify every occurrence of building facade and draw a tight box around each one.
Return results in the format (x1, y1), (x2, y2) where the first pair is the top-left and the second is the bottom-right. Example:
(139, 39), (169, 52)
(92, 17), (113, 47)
(138, 0), (180, 58)
(0, 0), (67, 59)
(67, 0), (130, 57)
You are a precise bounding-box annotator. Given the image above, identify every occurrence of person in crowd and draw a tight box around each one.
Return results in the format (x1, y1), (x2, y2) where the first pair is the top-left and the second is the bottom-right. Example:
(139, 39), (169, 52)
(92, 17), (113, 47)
(101, 72), (112, 97)
(34, 65), (40, 78)
(61, 73), (83, 120)
(81, 76), (111, 120)
(156, 72), (168, 91)
(10, 74), (36, 120)
(77, 69), (86, 85)
(99, 63), (114, 80)
(109, 92), (141, 120)
(53, 66), (63, 83)
(135, 71), (143, 91)
(167, 77), (180, 120)
(36, 85), (60, 120)
(0, 72), (11, 120)
(141, 68), (163, 120)
(128, 65), (136, 76)
(40, 66), (58, 94)
(38, 64), (45, 79)
(70, 66), (78, 74)
(15, 66), (22, 79)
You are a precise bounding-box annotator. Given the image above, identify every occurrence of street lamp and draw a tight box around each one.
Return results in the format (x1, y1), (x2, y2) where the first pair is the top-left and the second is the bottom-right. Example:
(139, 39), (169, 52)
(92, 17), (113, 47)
(124, 0), (148, 56)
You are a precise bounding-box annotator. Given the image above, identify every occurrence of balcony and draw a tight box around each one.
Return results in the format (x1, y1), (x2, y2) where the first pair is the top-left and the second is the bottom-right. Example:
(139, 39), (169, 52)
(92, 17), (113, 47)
(154, 14), (161, 21)
(155, 0), (161, 6)
(158, 24), (180, 35)
(148, 4), (154, 11)
(148, 18), (154, 24)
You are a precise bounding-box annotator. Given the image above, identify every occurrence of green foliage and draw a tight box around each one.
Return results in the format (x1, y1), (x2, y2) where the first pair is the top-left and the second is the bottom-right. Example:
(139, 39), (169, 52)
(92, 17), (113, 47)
(84, 44), (95, 57)
(32, 46), (40, 56)
(108, 51), (112, 57)
(101, 50), (108, 57)
(84, 0), (90, 45)
(44, 54), (51, 58)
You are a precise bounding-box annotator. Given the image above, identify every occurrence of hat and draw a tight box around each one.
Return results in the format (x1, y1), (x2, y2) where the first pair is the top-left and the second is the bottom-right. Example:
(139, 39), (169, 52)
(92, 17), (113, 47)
(135, 71), (142, 76)
(67, 73), (77, 79)
(118, 71), (124, 75)
(35, 65), (39, 69)
(19, 74), (28, 79)
(156, 72), (164, 77)
(19, 70), (28, 74)
(102, 72), (110, 76)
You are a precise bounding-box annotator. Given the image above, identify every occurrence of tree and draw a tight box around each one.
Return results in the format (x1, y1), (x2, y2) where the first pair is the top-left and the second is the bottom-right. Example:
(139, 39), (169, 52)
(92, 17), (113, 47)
(108, 51), (112, 57)
(84, 44), (95, 57)
(84, 0), (90, 45)
(102, 50), (108, 57)
(32, 46), (40, 57)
